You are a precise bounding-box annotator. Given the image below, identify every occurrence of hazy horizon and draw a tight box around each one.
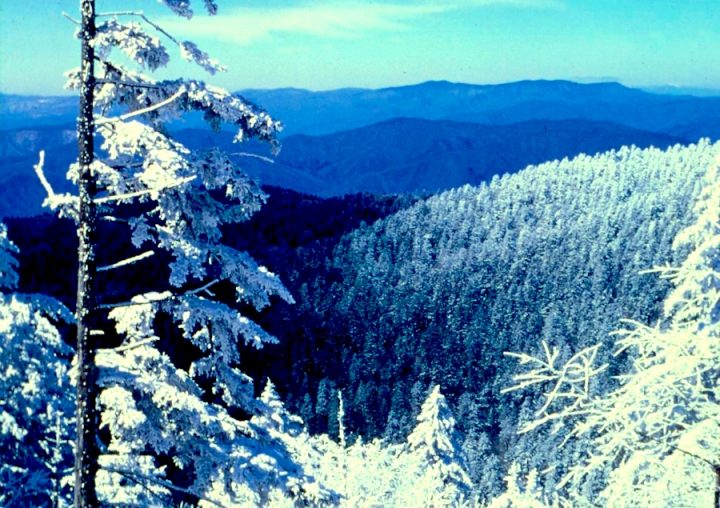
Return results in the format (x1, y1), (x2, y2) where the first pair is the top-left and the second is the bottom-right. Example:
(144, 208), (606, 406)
(2, 78), (720, 99)
(1, 0), (719, 95)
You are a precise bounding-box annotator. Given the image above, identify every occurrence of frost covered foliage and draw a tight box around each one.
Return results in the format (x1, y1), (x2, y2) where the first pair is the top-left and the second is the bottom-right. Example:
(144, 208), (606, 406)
(395, 385), (474, 506)
(0, 223), (18, 290)
(296, 386), (474, 507)
(505, 155), (720, 506)
(486, 465), (555, 508)
(0, 223), (74, 507)
(39, 1), (328, 505)
(291, 140), (717, 497)
(195, 383), (475, 507)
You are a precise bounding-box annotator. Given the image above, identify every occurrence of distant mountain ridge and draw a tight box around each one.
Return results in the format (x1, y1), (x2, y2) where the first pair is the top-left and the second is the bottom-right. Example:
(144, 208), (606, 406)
(2, 79), (719, 216)
(228, 117), (686, 196)
(0, 116), (692, 216)
(0, 95), (78, 130)
(3, 80), (720, 138)
(642, 85), (720, 97)
(239, 80), (720, 138)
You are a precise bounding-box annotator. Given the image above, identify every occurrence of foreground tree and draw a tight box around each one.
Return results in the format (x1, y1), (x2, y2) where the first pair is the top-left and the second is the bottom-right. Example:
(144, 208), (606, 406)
(504, 156), (720, 506)
(73, 1), (99, 504)
(38, 1), (331, 505)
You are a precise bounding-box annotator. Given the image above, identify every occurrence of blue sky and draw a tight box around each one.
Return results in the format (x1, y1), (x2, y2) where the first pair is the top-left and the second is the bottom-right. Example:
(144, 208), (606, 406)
(1, 0), (719, 95)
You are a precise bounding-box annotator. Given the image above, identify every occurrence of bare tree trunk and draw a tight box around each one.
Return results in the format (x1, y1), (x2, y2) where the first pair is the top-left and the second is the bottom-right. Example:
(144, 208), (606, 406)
(74, 0), (99, 505)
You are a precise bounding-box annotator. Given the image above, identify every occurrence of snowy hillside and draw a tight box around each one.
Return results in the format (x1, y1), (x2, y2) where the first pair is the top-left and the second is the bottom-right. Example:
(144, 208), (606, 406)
(261, 140), (718, 499)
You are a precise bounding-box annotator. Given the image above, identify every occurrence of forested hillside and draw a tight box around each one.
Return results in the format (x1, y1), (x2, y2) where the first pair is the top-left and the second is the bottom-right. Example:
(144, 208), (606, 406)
(251, 140), (719, 499)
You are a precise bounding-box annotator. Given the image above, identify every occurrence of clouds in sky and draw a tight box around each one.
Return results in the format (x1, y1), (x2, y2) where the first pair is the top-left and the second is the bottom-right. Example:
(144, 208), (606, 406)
(161, 0), (564, 45)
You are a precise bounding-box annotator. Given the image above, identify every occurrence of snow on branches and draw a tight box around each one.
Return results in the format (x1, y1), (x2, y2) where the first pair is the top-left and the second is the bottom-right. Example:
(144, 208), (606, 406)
(94, 19), (170, 71)
(158, 0), (218, 19)
(0, 223), (19, 290)
(0, 223), (75, 506)
(503, 155), (720, 506)
(34, 0), (323, 505)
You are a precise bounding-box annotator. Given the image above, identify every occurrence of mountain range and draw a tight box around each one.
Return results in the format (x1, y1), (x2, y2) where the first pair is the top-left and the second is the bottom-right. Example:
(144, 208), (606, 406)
(3, 80), (720, 138)
(2, 79), (720, 216)
(240, 80), (720, 138)
(175, 117), (686, 196)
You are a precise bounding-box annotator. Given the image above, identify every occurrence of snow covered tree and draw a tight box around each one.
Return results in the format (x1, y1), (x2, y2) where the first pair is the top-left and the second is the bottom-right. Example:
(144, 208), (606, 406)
(504, 155), (720, 506)
(36, 1), (332, 505)
(0, 222), (75, 507)
(487, 464), (555, 508)
(254, 380), (306, 439)
(396, 385), (473, 506)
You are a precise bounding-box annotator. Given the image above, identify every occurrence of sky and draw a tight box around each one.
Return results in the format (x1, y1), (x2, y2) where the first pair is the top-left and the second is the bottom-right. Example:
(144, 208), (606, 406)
(0, 0), (719, 95)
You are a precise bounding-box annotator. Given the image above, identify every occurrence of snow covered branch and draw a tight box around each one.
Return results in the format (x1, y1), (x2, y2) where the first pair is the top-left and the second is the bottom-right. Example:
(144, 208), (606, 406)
(95, 11), (225, 74)
(98, 279), (219, 310)
(95, 78), (161, 89)
(97, 11), (181, 45)
(98, 291), (173, 310)
(96, 85), (186, 125)
(103, 336), (159, 354)
(33, 150), (77, 218)
(230, 152), (276, 164)
(32, 150), (51, 199)
(101, 466), (229, 507)
(97, 250), (155, 272)
(94, 175), (196, 204)
(503, 341), (608, 434)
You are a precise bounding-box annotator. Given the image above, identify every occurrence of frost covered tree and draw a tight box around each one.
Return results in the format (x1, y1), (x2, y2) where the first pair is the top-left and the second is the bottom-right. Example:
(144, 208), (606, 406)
(0, 222), (74, 507)
(504, 156), (720, 506)
(486, 464), (555, 508)
(36, 0), (331, 505)
(396, 385), (473, 507)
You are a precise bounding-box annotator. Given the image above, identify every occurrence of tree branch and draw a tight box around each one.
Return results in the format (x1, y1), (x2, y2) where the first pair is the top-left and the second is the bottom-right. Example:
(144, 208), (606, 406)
(62, 12), (81, 25)
(95, 78), (161, 90)
(98, 292), (171, 310)
(97, 250), (155, 272)
(94, 175), (196, 204)
(33, 151), (53, 199)
(637, 430), (720, 470)
(96, 86), (186, 125)
(96, 11), (179, 44)
(229, 152), (275, 164)
(104, 336), (159, 354)
(98, 279), (220, 309)
(188, 278), (220, 296)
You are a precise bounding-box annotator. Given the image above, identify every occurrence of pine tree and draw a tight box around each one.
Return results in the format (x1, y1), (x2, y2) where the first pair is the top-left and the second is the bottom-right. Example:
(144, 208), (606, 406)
(36, 1), (331, 505)
(486, 464), (554, 508)
(399, 385), (473, 506)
